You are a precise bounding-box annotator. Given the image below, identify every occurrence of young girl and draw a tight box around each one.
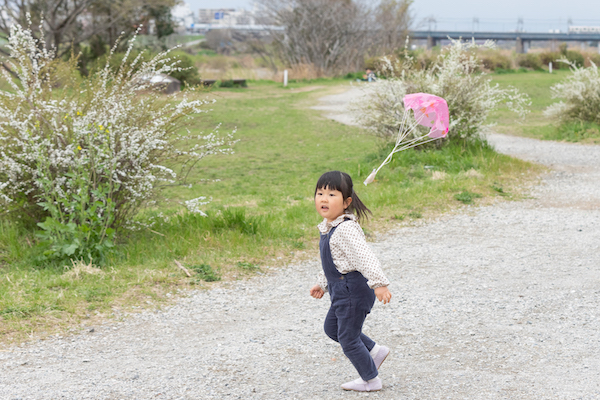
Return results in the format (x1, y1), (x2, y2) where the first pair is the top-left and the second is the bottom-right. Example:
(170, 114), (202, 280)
(309, 171), (392, 392)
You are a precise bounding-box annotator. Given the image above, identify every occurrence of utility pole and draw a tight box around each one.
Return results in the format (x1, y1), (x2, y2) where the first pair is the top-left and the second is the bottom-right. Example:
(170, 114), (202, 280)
(472, 17), (479, 33)
(427, 16), (437, 32)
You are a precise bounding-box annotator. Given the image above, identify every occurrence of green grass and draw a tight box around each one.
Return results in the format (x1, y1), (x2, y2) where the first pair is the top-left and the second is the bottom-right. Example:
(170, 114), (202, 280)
(0, 81), (536, 345)
(523, 121), (600, 143)
(489, 69), (600, 143)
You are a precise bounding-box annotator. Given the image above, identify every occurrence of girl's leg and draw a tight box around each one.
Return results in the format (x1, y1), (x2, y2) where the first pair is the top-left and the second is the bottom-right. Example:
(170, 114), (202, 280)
(325, 305), (375, 351)
(336, 306), (378, 381)
(361, 333), (376, 352)
(324, 305), (338, 342)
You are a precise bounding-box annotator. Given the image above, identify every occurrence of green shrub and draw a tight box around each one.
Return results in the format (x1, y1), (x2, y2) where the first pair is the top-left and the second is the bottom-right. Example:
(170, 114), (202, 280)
(539, 48), (585, 69)
(218, 79), (247, 88)
(539, 51), (564, 69)
(479, 50), (513, 71)
(562, 51), (584, 67)
(92, 50), (201, 86)
(166, 51), (201, 86)
(517, 53), (543, 70)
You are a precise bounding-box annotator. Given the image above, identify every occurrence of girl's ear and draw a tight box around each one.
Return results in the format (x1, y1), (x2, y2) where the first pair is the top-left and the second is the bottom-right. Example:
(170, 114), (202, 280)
(344, 196), (353, 210)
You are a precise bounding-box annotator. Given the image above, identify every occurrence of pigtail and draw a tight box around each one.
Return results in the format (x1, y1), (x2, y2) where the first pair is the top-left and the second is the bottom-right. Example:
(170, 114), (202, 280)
(349, 189), (372, 223)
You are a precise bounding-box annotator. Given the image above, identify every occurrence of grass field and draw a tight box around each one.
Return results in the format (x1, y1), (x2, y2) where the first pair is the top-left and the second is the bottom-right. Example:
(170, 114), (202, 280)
(0, 79), (539, 345)
(489, 69), (600, 143)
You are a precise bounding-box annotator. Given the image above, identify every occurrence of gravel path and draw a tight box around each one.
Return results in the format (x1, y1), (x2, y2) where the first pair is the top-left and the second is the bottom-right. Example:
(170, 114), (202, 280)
(1, 87), (599, 399)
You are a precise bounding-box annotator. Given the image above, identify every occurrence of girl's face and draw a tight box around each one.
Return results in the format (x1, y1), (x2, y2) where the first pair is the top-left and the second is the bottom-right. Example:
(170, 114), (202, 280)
(315, 186), (352, 222)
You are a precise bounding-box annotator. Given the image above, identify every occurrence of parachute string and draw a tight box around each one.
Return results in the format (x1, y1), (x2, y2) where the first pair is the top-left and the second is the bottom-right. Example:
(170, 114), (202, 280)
(364, 110), (427, 185)
(364, 93), (449, 186)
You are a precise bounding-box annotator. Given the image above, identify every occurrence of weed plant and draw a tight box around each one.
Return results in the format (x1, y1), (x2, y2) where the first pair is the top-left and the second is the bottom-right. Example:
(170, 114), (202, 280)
(190, 264), (220, 282)
(454, 190), (483, 204)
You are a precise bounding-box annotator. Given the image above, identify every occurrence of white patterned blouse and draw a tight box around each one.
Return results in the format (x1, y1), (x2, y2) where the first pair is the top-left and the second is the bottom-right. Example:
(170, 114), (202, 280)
(316, 213), (390, 292)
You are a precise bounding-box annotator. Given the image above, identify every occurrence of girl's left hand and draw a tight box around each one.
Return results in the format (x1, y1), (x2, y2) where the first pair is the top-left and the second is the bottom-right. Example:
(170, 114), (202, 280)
(374, 286), (392, 304)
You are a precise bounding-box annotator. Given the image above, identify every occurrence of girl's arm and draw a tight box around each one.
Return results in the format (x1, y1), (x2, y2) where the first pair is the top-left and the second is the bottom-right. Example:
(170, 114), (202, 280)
(316, 270), (327, 292)
(309, 271), (327, 299)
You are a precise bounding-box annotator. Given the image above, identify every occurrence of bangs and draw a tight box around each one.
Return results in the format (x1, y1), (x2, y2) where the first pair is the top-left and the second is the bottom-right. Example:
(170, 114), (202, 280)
(314, 171), (351, 197)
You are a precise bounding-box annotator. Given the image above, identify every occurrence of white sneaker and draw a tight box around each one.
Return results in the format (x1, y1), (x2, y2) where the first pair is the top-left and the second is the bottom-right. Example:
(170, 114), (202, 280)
(341, 377), (382, 392)
(372, 345), (390, 369)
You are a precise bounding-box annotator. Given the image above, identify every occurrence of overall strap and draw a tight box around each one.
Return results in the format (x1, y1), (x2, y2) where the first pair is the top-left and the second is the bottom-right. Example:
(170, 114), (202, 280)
(320, 217), (351, 283)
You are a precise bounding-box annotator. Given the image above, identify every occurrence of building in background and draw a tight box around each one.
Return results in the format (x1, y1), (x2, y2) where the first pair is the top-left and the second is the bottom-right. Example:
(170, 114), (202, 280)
(197, 8), (256, 27)
(172, 3), (195, 33)
(188, 4), (280, 34)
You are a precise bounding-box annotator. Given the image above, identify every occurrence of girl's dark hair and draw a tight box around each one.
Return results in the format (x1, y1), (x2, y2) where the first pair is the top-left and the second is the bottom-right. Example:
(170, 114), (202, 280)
(314, 171), (372, 222)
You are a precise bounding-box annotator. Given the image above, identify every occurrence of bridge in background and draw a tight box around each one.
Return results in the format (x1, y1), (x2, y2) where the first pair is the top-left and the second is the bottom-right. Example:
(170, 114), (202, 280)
(410, 30), (600, 53)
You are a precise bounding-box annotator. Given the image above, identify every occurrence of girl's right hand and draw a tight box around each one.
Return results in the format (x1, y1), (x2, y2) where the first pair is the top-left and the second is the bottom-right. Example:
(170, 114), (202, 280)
(310, 285), (324, 299)
(374, 286), (392, 304)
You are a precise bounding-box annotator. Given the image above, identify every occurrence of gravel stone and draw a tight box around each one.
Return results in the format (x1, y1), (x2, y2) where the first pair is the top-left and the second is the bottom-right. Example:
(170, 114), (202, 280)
(0, 88), (599, 399)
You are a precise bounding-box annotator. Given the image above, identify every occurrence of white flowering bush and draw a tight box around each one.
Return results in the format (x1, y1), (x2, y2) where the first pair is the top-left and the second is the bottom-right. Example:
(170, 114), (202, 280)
(544, 61), (600, 124)
(0, 23), (235, 264)
(184, 196), (211, 216)
(353, 39), (531, 143)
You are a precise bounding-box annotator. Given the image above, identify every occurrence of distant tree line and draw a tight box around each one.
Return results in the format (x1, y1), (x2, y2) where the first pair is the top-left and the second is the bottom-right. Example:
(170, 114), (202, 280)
(0, 0), (177, 60)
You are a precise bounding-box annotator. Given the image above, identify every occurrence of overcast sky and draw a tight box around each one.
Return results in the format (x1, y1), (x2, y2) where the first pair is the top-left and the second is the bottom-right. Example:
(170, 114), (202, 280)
(185, 0), (600, 31)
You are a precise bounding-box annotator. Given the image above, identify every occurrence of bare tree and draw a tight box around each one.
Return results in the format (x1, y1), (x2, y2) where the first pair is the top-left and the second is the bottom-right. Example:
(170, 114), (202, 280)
(205, 29), (233, 54)
(258, 0), (369, 75)
(0, 0), (95, 55)
(86, 0), (178, 51)
(240, 32), (279, 74)
(258, 0), (411, 75)
(0, 0), (177, 57)
(371, 0), (411, 56)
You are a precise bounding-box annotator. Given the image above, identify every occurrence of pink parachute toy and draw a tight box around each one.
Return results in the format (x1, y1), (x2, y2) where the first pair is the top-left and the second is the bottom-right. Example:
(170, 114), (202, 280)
(364, 93), (450, 185)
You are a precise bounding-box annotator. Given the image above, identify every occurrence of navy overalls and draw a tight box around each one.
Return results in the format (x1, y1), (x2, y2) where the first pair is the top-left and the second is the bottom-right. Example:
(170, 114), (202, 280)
(320, 219), (378, 381)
